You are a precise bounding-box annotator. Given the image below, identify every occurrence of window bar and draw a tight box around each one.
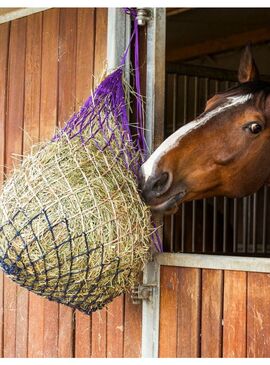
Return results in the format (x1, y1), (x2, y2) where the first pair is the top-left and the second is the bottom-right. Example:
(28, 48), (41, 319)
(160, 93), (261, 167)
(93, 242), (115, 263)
(252, 192), (257, 254)
(243, 197), (248, 253)
(170, 73), (178, 252)
(202, 77), (209, 253)
(192, 76), (198, 252)
(233, 198), (238, 253)
(262, 185), (268, 254)
(223, 196), (228, 253)
(247, 195), (252, 252)
(181, 75), (188, 252)
(213, 80), (219, 252)
(223, 80), (230, 253)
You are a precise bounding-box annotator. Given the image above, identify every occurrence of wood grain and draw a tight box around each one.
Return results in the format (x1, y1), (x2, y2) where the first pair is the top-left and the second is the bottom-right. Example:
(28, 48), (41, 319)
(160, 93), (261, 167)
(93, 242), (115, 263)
(123, 294), (142, 358)
(201, 269), (223, 357)
(75, 8), (95, 108)
(247, 272), (270, 357)
(24, 12), (43, 358)
(93, 8), (107, 84)
(91, 309), (107, 357)
(4, 17), (26, 358)
(159, 266), (178, 357)
(177, 267), (201, 358)
(74, 9), (95, 358)
(40, 9), (60, 358)
(75, 312), (91, 358)
(107, 296), (124, 357)
(89, 7), (108, 359)
(0, 21), (9, 358)
(223, 270), (247, 357)
(57, 8), (77, 357)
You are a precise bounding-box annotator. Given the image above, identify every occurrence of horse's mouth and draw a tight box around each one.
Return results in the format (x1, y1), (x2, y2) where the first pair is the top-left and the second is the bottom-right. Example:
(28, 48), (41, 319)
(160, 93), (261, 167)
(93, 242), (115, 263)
(149, 190), (187, 214)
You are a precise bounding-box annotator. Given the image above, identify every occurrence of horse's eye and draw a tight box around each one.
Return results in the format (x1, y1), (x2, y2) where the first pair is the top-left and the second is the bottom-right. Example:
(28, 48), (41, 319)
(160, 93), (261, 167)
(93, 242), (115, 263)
(246, 122), (263, 134)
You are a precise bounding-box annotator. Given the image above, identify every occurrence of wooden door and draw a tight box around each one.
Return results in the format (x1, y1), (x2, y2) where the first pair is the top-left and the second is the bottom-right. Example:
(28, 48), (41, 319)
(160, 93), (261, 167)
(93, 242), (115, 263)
(157, 255), (270, 358)
(0, 8), (142, 358)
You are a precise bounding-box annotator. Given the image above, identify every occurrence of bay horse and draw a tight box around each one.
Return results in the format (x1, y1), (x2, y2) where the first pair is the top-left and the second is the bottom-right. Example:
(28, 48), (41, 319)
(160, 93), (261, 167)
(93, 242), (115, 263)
(139, 46), (270, 214)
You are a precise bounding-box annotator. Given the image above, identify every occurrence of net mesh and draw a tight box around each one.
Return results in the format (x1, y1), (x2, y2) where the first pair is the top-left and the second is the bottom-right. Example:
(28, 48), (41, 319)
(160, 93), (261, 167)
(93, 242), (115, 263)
(0, 9), (161, 314)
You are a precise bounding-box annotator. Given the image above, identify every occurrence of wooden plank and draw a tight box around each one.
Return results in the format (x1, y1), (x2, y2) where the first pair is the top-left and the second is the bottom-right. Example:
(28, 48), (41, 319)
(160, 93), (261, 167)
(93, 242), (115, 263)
(91, 309), (107, 357)
(75, 8), (95, 108)
(247, 272), (270, 357)
(107, 295), (124, 357)
(23, 12), (42, 359)
(16, 286), (29, 358)
(159, 266), (178, 358)
(75, 312), (91, 358)
(57, 8), (77, 128)
(0, 21), (10, 358)
(39, 8), (59, 140)
(123, 294), (142, 358)
(0, 23), (9, 184)
(223, 270), (247, 357)
(177, 267), (200, 358)
(74, 9), (95, 358)
(57, 8), (77, 358)
(23, 11), (42, 150)
(167, 26), (270, 62)
(40, 8), (60, 358)
(93, 8), (107, 85)
(3, 17), (26, 358)
(89, 7), (108, 359)
(201, 269), (223, 357)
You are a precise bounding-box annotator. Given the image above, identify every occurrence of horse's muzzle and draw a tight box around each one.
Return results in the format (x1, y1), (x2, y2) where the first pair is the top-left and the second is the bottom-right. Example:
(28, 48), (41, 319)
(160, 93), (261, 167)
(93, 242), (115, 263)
(138, 169), (172, 205)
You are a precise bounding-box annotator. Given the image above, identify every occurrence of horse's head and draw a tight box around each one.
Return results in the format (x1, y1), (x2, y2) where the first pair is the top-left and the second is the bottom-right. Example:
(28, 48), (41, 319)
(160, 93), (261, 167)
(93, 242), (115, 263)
(139, 46), (270, 214)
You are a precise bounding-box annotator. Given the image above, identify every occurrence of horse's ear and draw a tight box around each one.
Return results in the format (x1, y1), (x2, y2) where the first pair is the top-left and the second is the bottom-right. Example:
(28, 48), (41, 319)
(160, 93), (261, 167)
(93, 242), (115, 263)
(238, 45), (259, 83)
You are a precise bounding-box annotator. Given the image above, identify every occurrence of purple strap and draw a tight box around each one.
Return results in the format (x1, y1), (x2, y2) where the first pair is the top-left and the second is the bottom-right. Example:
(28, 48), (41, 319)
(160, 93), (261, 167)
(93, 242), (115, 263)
(52, 8), (162, 252)
(122, 8), (147, 155)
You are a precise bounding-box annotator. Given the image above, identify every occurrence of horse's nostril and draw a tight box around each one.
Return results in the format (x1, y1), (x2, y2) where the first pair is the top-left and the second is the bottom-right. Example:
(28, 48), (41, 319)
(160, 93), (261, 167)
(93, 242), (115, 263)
(152, 172), (170, 195)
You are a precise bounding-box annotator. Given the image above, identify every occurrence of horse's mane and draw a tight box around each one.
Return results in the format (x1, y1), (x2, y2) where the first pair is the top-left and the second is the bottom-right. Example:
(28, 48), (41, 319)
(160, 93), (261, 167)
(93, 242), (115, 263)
(217, 80), (270, 108)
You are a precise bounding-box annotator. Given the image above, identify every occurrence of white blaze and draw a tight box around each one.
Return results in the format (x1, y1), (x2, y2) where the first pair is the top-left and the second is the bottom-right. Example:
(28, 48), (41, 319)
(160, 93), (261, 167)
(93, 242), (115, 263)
(141, 94), (253, 181)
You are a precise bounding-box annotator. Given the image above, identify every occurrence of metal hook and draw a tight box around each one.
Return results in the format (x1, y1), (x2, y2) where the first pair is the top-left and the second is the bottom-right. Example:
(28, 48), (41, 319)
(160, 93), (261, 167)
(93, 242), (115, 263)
(136, 8), (151, 26)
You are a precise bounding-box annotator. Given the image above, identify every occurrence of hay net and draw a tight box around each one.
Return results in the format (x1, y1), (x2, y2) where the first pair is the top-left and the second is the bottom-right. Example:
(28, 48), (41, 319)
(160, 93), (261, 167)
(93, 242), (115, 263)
(0, 8), (161, 314)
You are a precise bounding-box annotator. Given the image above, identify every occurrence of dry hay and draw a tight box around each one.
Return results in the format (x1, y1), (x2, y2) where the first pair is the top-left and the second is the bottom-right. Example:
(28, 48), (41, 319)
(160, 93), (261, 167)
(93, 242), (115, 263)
(0, 129), (153, 314)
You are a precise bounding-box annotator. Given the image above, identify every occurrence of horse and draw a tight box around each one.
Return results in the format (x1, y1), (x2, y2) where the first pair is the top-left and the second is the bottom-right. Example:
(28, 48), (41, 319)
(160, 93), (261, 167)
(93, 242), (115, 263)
(139, 46), (270, 215)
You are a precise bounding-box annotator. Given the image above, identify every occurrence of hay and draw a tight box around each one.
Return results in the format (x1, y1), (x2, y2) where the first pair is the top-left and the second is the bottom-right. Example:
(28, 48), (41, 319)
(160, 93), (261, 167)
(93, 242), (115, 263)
(0, 126), (153, 314)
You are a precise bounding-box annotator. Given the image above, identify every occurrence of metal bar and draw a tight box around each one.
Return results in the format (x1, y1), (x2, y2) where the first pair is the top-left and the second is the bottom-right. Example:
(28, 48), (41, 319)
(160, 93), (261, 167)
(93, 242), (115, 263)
(247, 195), (252, 252)
(252, 193), (257, 253)
(213, 197), (217, 252)
(181, 75), (188, 252)
(192, 201), (196, 252)
(212, 81), (219, 253)
(223, 80), (229, 254)
(142, 8), (166, 359)
(169, 73), (178, 252)
(243, 197), (248, 253)
(202, 78), (209, 253)
(107, 8), (130, 71)
(223, 197), (227, 253)
(156, 253), (270, 273)
(192, 76), (198, 252)
(202, 200), (207, 253)
(262, 186), (268, 254)
(181, 204), (185, 252)
(142, 260), (161, 358)
(233, 198), (238, 253)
